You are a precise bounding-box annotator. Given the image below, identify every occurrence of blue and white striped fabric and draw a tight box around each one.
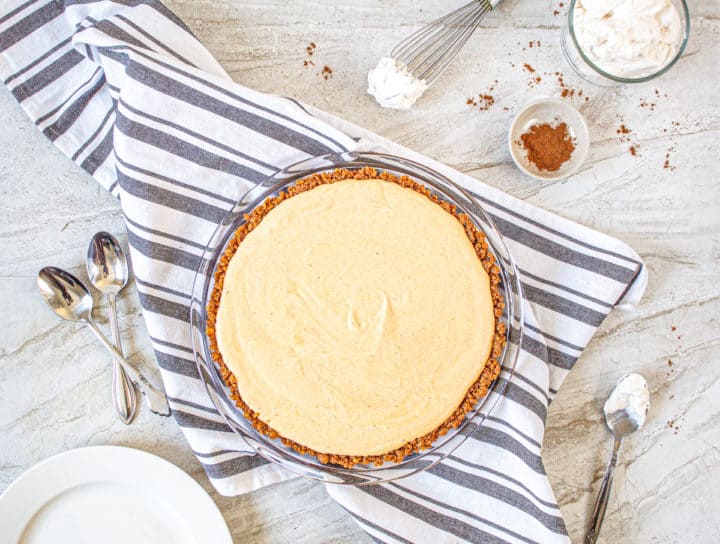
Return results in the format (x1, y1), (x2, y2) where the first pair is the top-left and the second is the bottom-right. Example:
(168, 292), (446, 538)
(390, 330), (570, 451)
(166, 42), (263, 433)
(0, 2), (647, 542)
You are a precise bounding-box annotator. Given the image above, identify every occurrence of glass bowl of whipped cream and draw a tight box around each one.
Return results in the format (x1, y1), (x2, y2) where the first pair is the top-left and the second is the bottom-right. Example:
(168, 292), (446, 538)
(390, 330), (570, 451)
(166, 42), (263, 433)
(561, 0), (690, 85)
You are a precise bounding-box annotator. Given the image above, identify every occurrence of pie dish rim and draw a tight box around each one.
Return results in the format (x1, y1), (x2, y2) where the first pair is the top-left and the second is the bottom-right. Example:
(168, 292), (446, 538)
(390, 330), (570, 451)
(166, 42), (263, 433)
(189, 151), (525, 483)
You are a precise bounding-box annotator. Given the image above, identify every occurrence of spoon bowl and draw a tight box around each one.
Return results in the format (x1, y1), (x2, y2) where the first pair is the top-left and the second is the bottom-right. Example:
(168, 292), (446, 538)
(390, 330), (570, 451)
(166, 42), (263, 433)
(605, 410), (641, 438)
(603, 373), (649, 438)
(87, 232), (129, 295)
(37, 267), (94, 322)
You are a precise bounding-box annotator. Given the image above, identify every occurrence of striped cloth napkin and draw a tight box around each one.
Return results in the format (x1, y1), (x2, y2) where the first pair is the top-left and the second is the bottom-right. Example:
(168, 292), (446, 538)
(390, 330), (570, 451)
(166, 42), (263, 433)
(0, 2), (647, 543)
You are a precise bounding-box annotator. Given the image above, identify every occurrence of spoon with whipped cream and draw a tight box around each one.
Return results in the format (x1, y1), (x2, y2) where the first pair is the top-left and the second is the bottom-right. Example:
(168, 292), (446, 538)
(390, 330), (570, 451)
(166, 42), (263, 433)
(584, 373), (650, 544)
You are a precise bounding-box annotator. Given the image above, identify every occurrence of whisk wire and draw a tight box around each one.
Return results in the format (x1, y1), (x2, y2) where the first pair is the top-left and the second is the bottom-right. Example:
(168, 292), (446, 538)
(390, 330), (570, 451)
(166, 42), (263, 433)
(403, 8), (480, 70)
(389, 0), (495, 85)
(416, 6), (490, 82)
(392, 4), (473, 61)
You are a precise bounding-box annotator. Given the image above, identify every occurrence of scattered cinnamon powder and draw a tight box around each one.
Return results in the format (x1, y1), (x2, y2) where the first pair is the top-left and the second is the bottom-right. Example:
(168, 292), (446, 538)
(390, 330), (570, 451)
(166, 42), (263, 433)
(664, 147), (676, 170)
(467, 81), (498, 109)
(639, 98), (656, 111)
(554, 71), (584, 100)
(466, 85), (496, 111)
(666, 414), (684, 434)
(615, 120), (637, 155)
(303, 43), (332, 80)
(478, 94), (494, 110)
(519, 122), (575, 172)
(528, 75), (542, 88)
(303, 42), (318, 69)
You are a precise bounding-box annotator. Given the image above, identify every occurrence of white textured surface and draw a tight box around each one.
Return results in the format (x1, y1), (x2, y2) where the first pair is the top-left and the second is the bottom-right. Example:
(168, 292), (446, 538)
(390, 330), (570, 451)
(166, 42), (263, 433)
(1, 1), (719, 543)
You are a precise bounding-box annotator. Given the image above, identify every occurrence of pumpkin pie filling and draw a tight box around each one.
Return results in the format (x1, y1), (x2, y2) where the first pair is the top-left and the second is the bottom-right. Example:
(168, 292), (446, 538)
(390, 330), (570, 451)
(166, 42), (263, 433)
(207, 168), (505, 467)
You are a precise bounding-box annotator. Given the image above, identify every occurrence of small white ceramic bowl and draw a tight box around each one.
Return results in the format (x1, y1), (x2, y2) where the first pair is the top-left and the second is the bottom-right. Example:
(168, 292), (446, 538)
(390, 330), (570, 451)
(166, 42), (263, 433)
(508, 98), (589, 181)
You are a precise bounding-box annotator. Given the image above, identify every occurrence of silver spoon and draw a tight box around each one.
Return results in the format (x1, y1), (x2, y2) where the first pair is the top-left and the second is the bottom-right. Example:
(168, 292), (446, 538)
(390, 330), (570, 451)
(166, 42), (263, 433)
(87, 232), (138, 424)
(37, 266), (170, 416)
(585, 373), (650, 544)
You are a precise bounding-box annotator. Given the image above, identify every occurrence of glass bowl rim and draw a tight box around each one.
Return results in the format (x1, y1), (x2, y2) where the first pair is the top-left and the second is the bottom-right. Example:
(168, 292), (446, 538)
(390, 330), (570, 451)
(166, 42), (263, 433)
(189, 151), (525, 484)
(567, 0), (691, 84)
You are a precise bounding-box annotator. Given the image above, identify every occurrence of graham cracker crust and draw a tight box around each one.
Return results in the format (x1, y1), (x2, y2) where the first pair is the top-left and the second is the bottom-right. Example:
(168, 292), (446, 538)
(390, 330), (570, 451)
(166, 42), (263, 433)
(206, 167), (506, 468)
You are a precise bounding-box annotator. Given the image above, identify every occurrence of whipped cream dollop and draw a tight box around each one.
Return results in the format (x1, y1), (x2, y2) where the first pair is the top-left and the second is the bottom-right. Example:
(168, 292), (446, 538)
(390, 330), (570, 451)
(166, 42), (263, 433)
(604, 373), (650, 429)
(573, 0), (683, 78)
(367, 57), (428, 110)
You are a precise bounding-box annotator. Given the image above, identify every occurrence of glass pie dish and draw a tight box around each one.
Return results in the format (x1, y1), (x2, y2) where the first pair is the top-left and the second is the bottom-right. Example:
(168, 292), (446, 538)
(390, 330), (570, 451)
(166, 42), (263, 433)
(189, 152), (524, 485)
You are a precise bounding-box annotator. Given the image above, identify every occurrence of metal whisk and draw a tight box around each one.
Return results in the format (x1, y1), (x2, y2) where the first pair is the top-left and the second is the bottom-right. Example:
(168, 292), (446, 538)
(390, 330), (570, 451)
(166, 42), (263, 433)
(391, 0), (502, 85)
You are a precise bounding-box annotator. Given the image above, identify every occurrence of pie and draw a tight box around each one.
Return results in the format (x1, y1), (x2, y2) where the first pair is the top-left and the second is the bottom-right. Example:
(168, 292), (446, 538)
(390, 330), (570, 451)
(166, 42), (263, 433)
(207, 167), (505, 468)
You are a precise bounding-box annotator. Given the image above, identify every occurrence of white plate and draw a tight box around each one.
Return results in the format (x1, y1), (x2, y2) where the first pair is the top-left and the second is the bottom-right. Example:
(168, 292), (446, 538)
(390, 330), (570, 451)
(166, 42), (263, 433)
(0, 446), (232, 544)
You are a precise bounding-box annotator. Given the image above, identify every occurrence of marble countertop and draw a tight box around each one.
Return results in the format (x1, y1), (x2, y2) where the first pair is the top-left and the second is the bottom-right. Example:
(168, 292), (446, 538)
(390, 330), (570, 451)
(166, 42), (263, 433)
(1, 1), (718, 542)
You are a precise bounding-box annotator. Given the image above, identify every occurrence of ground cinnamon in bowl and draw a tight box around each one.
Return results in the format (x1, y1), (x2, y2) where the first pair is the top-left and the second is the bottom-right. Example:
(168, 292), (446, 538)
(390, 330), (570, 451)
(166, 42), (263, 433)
(508, 98), (589, 181)
(519, 122), (575, 172)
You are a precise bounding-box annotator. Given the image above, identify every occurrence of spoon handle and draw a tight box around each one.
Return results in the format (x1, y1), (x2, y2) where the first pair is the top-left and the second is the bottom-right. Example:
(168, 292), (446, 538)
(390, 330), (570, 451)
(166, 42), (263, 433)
(107, 293), (139, 424)
(84, 318), (171, 416)
(584, 436), (622, 544)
